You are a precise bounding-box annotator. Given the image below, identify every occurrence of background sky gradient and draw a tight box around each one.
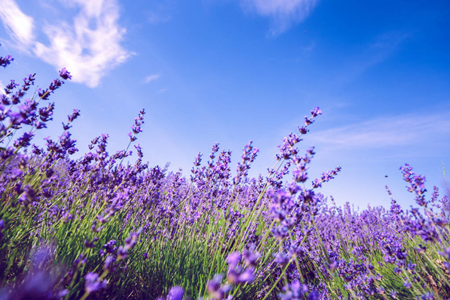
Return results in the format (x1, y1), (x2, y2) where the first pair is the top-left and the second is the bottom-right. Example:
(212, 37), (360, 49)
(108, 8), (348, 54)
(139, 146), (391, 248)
(0, 0), (449, 210)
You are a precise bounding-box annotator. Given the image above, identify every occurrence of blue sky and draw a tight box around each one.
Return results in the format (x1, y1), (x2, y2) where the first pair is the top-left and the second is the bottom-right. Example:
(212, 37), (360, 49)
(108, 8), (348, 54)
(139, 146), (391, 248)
(1, 0), (449, 209)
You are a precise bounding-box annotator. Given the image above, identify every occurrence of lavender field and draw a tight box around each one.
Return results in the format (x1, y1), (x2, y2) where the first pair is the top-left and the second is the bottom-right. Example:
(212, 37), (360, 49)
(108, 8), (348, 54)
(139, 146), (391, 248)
(1, 50), (450, 300)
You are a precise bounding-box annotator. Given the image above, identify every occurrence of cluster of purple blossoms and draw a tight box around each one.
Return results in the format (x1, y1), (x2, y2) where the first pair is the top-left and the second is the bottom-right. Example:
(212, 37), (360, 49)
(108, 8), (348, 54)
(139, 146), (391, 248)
(198, 249), (260, 300)
(37, 68), (71, 100)
(276, 107), (321, 162)
(205, 274), (233, 300)
(271, 189), (296, 240)
(84, 272), (108, 295)
(129, 108), (145, 142)
(156, 286), (186, 300)
(279, 280), (319, 300)
(0, 53), (14, 68)
(0, 60), (72, 157)
(400, 164), (428, 207)
(233, 141), (259, 185)
(226, 251), (256, 284)
(312, 166), (342, 189)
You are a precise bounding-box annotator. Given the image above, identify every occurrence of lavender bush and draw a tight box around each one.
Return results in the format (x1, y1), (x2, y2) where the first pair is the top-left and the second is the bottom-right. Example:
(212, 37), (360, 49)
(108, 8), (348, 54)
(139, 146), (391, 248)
(1, 47), (450, 300)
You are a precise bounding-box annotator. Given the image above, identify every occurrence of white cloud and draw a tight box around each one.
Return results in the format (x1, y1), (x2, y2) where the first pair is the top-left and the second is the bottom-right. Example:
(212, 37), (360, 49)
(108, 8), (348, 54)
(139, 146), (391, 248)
(310, 112), (450, 150)
(35, 0), (131, 88)
(0, 0), (131, 88)
(0, 0), (34, 50)
(144, 74), (160, 83)
(240, 0), (318, 35)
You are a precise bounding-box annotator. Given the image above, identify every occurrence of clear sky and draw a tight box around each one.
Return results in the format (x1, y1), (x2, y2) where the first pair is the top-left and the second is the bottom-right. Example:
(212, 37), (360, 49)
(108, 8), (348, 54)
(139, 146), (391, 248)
(1, 0), (449, 210)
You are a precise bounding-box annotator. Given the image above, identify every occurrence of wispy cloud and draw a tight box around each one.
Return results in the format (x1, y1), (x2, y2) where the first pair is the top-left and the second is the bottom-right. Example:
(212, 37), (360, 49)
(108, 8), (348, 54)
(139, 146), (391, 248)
(0, 0), (34, 50)
(240, 0), (318, 35)
(144, 74), (160, 84)
(300, 41), (316, 54)
(145, 0), (175, 25)
(0, 0), (131, 88)
(310, 111), (450, 150)
(295, 41), (316, 62)
(146, 12), (172, 25)
(34, 0), (131, 88)
(334, 31), (411, 86)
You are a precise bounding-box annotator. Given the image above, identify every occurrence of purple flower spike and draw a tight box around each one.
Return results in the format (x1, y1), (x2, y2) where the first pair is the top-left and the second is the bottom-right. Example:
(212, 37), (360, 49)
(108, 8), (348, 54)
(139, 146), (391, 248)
(134, 144), (144, 158)
(0, 54), (14, 68)
(128, 132), (137, 142)
(236, 268), (255, 284)
(128, 109), (145, 142)
(225, 250), (256, 285)
(38, 88), (50, 100)
(167, 286), (184, 300)
(68, 109), (80, 122)
(117, 246), (127, 260)
(103, 240), (117, 254)
(85, 272), (107, 294)
(274, 252), (290, 267)
(243, 248), (260, 267)
(226, 252), (241, 267)
(5, 80), (19, 94)
(400, 164), (428, 207)
(124, 229), (142, 250)
(59, 68), (72, 80)
(311, 107), (322, 117)
(389, 290), (398, 299)
(293, 167), (308, 183)
(298, 126), (308, 134)
(403, 281), (411, 289)
(207, 274), (225, 300)
(193, 152), (202, 167)
(104, 255), (116, 272)
(279, 279), (314, 300)
(308, 291), (319, 300)
(420, 292), (434, 300)
(13, 131), (34, 149)
(207, 274), (223, 292)
(49, 79), (64, 93)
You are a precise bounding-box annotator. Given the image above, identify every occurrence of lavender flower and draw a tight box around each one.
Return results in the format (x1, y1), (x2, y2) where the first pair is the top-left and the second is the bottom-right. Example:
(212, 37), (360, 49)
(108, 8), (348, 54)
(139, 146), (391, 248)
(59, 68), (72, 80)
(225, 252), (255, 284)
(0, 54), (14, 68)
(279, 280), (317, 300)
(243, 246), (260, 267)
(128, 109), (145, 142)
(206, 274), (232, 300)
(85, 272), (107, 293)
(104, 255), (116, 272)
(167, 286), (184, 300)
